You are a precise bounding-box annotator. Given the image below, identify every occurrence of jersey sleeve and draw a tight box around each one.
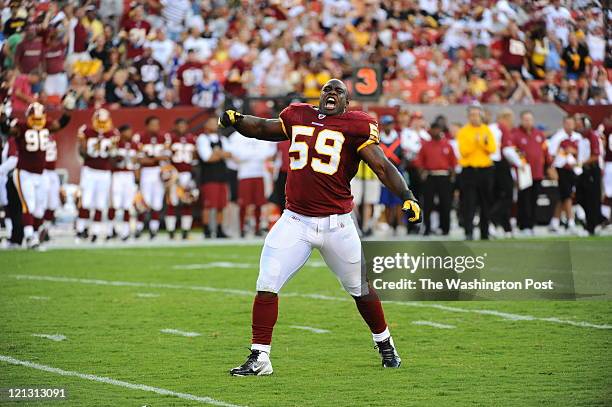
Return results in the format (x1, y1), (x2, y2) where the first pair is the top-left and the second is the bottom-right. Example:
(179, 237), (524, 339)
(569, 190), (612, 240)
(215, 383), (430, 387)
(355, 116), (380, 153)
(279, 104), (305, 140)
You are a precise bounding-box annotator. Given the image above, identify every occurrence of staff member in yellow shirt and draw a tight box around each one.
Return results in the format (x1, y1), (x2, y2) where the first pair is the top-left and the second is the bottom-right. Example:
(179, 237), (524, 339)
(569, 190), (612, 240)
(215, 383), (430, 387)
(456, 106), (497, 240)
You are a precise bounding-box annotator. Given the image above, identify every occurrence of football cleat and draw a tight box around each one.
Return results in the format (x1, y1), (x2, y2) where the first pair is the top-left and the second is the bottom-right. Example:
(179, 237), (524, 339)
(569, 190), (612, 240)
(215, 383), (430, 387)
(216, 226), (229, 238)
(181, 230), (189, 240)
(168, 230), (175, 240)
(375, 337), (402, 368)
(25, 236), (40, 250)
(230, 350), (273, 376)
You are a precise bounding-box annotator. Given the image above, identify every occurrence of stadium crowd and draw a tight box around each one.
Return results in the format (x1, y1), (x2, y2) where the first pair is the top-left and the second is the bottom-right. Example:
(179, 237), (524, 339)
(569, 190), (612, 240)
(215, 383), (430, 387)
(0, 0), (610, 109)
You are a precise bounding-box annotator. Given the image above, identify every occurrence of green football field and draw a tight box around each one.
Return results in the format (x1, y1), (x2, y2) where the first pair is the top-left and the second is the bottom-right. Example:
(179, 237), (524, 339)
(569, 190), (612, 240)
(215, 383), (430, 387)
(1, 241), (611, 407)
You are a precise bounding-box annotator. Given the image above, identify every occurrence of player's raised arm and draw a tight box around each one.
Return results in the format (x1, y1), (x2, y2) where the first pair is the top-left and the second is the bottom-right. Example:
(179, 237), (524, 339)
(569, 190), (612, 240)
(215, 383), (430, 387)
(359, 143), (422, 223)
(218, 110), (288, 142)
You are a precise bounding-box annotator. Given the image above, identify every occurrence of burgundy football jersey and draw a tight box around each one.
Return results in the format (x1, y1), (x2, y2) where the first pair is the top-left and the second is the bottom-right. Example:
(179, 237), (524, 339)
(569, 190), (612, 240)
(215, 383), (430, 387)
(44, 133), (57, 170)
(114, 137), (139, 172)
(78, 125), (118, 171)
(138, 131), (170, 167)
(167, 132), (197, 172)
(13, 120), (50, 174)
(280, 103), (379, 217)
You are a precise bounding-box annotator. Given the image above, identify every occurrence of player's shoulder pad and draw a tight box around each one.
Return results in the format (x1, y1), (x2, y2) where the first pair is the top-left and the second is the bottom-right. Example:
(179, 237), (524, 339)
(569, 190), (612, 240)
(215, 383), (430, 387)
(345, 110), (377, 123)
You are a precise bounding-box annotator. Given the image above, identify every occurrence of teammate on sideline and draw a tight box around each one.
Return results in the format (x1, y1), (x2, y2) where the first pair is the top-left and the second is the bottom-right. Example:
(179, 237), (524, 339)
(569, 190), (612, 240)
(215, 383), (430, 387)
(110, 124), (139, 241)
(165, 118), (197, 240)
(76, 109), (118, 242)
(137, 116), (169, 239)
(1, 102), (71, 249)
(219, 79), (422, 376)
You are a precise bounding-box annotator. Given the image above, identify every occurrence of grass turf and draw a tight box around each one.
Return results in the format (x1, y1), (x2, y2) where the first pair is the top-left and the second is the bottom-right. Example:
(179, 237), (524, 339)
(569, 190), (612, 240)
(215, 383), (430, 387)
(1, 242), (611, 406)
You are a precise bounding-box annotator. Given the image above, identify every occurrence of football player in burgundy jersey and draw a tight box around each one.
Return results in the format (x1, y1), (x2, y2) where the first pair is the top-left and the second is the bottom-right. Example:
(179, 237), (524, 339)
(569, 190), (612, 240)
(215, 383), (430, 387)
(110, 125), (139, 241)
(602, 119), (612, 224)
(219, 79), (422, 375)
(40, 131), (60, 242)
(137, 115), (170, 239)
(165, 118), (197, 239)
(1, 102), (71, 248)
(76, 109), (118, 242)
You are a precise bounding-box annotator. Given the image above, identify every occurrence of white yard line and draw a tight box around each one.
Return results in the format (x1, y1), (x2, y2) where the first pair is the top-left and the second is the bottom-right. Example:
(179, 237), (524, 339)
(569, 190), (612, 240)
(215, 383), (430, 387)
(160, 329), (201, 338)
(10, 274), (612, 330)
(289, 325), (330, 334)
(0, 355), (243, 407)
(136, 293), (160, 298)
(173, 262), (254, 270)
(29, 296), (50, 300)
(32, 334), (67, 341)
(411, 321), (456, 329)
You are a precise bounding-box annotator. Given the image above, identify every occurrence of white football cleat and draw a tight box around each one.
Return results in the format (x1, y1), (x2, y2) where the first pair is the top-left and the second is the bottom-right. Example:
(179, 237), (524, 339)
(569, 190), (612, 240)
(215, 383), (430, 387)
(230, 350), (273, 376)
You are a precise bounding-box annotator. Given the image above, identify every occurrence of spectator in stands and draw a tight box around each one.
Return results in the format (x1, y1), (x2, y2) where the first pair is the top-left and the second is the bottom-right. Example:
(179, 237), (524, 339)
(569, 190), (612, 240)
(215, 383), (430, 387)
(512, 111), (554, 236)
(105, 69), (143, 107)
(42, 28), (68, 98)
(561, 32), (591, 80)
(14, 25), (43, 74)
(10, 69), (40, 116)
(456, 105), (496, 240)
(192, 69), (224, 110)
(121, 4), (151, 60)
(415, 122), (456, 236)
(176, 49), (204, 105)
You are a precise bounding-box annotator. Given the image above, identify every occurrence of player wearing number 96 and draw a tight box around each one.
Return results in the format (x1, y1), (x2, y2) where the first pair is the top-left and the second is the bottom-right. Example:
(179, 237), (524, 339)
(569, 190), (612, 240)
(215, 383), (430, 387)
(76, 109), (119, 242)
(220, 79), (421, 377)
(0, 102), (71, 249)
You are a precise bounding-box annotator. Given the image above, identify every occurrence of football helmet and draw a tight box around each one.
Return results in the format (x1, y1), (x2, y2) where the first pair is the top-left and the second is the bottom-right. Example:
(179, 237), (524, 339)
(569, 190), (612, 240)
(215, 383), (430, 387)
(92, 108), (113, 133)
(26, 102), (46, 130)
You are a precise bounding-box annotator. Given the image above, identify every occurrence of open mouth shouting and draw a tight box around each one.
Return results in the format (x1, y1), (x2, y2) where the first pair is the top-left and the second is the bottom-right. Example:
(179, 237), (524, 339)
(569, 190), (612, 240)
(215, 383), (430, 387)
(324, 95), (338, 111)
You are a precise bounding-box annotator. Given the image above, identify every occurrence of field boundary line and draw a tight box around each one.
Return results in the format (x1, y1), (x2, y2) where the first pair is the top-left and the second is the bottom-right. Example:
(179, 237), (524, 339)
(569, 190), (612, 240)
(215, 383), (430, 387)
(10, 274), (612, 330)
(0, 355), (245, 407)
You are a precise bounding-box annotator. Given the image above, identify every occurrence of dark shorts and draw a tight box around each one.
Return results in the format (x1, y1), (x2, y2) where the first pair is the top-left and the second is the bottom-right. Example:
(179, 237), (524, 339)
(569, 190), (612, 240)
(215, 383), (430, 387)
(557, 168), (576, 200)
(379, 185), (402, 206)
(238, 177), (266, 207)
(201, 182), (229, 210)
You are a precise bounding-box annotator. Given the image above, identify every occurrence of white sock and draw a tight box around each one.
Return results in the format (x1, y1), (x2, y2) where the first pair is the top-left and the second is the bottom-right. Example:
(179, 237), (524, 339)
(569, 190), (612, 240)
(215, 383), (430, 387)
(93, 221), (103, 237)
(568, 218), (575, 227)
(120, 222), (130, 239)
(372, 327), (391, 342)
(165, 216), (176, 232)
(76, 218), (87, 233)
(181, 215), (193, 231)
(136, 221), (144, 233)
(5, 217), (12, 236)
(550, 217), (559, 228)
(150, 219), (160, 233)
(24, 225), (34, 239)
(251, 344), (271, 354)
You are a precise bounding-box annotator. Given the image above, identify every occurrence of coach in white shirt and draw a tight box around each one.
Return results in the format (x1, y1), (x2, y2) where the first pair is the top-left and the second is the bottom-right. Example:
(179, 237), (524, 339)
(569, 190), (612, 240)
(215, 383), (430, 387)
(228, 132), (276, 237)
